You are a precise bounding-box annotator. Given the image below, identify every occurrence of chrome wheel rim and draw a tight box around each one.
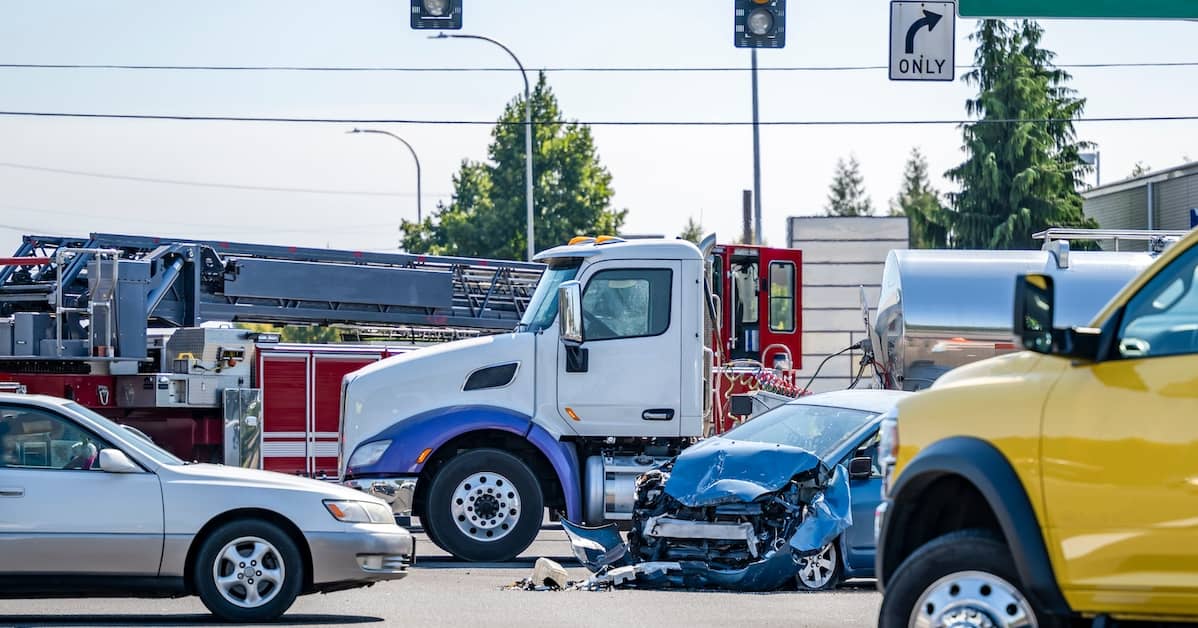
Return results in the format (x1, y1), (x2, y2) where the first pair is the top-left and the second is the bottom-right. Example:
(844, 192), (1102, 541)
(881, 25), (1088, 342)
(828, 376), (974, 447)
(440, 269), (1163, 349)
(798, 542), (838, 589)
(909, 571), (1037, 628)
(212, 536), (285, 609)
(450, 471), (521, 542)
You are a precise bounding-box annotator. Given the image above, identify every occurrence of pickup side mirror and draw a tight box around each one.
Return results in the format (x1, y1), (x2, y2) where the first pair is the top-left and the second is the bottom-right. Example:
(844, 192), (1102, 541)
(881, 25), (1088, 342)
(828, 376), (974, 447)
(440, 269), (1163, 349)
(558, 280), (584, 345)
(1013, 274), (1102, 361)
(98, 449), (141, 473)
(1013, 274), (1056, 353)
(848, 456), (874, 480)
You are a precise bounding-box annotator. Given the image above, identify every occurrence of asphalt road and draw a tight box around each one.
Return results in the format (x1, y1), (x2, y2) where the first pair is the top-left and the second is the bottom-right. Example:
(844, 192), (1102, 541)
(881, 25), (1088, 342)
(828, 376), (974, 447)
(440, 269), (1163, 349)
(0, 526), (882, 628)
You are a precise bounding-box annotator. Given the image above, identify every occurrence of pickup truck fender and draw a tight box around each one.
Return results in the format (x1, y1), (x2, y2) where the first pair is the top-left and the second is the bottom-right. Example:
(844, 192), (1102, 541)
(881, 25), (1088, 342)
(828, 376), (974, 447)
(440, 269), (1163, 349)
(877, 436), (1070, 616)
(346, 405), (581, 521)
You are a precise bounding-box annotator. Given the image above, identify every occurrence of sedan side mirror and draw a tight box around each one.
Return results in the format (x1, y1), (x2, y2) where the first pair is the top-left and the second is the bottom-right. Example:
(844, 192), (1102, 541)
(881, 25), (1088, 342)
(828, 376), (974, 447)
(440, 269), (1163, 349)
(99, 449), (141, 473)
(558, 280), (584, 346)
(848, 456), (874, 480)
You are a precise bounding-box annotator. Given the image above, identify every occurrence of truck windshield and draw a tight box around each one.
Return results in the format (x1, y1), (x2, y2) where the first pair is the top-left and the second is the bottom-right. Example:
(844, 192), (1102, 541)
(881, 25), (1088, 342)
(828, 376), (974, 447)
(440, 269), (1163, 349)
(520, 260), (582, 332)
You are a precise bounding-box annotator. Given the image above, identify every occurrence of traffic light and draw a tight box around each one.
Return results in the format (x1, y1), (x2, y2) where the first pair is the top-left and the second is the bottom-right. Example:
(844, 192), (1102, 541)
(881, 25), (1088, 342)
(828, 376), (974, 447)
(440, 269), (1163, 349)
(734, 0), (786, 48)
(410, 0), (462, 30)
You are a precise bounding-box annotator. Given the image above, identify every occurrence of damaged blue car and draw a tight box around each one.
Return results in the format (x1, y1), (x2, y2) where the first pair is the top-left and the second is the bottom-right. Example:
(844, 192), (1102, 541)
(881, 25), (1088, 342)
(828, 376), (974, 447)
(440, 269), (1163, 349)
(562, 390), (909, 592)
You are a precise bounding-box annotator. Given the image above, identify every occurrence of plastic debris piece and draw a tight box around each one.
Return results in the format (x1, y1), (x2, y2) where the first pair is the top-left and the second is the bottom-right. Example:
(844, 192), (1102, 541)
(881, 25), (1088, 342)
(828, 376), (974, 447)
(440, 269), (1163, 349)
(532, 557), (571, 590)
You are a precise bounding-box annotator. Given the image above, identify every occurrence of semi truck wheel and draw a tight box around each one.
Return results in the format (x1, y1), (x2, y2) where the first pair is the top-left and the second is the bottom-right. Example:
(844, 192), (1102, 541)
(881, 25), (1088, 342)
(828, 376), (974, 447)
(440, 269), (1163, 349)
(424, 448), (544, 562)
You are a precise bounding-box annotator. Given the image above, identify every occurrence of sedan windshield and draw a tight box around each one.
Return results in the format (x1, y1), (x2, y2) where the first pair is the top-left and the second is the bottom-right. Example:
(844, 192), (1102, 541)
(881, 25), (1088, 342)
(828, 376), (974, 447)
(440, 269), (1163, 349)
(520, 260), (582, 332)
(721, 403), (877, 460)
(65, 402), (185, 466)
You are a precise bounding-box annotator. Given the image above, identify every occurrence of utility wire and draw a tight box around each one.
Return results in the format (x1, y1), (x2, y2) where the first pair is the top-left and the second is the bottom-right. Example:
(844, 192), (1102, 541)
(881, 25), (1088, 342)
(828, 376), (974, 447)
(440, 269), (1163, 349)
(0, 62), (1196, 72)
(0, 161), (438, 197)
(0, 110), (1194, 126)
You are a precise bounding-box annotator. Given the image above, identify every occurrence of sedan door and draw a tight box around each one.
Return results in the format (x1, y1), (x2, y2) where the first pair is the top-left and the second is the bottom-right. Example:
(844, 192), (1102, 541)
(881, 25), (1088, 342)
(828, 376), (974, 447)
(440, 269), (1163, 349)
(0, 404), (164, 575)
(842, 432), (883, 573)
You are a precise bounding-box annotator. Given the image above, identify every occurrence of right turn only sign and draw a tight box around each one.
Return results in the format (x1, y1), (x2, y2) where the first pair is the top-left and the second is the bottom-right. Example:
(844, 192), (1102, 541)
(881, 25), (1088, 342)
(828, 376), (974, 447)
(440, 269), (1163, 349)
(890, 1), (956, 81)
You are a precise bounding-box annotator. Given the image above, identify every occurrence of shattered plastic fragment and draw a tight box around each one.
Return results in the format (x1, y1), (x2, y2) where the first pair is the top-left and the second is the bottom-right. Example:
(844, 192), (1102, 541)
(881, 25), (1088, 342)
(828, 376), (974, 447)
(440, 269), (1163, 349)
(531, 557), (571, 590)
(559, 518), (629, 571)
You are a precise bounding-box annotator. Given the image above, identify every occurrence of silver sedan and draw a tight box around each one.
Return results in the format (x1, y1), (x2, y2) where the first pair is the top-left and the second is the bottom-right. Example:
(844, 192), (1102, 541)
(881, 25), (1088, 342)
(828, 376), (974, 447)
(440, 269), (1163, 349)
(0, 393), (413, 622)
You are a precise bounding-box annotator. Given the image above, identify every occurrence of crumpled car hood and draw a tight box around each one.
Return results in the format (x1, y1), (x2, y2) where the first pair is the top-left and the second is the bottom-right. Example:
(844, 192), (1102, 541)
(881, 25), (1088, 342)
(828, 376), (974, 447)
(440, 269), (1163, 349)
(561, 437), (853, 592)
(664, 437), (826, 507)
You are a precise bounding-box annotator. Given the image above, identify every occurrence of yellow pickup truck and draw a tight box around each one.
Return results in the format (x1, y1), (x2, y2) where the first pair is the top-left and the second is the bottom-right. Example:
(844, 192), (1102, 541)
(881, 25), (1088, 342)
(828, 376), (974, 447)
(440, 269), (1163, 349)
(875, 228), (1198, 627)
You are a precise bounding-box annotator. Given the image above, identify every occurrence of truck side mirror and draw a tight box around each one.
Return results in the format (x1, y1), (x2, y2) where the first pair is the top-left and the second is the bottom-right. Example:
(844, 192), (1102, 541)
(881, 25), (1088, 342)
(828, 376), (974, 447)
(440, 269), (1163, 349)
(1013, 274), (1056, 354)
(558, 280), (584, 345)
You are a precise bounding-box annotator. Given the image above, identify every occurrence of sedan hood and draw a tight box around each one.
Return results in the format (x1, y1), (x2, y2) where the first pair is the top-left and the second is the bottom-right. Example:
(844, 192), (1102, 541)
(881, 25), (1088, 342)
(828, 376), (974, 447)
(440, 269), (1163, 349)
(163, 463), (376, 503)
(664, 437), (826, 507)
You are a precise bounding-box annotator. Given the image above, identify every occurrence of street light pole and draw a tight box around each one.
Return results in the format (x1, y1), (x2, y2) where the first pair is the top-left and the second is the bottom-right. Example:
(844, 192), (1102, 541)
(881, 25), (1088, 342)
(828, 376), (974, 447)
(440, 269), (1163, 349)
(348, 128), (423, 222)
(434, 33), (535, 261)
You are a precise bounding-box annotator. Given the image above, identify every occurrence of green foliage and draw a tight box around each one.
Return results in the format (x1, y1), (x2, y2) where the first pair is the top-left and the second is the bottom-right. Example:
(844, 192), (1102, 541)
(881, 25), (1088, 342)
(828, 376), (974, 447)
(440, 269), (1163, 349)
(825, 155), (874, 217)
(945, 20), (1097, 250)
(236, 323), (339, 344)
(679, 216), (704, 244)
(1128, 161), (1152, 179)
(892, 147), (950, 248)
(401, 73), (626, 260)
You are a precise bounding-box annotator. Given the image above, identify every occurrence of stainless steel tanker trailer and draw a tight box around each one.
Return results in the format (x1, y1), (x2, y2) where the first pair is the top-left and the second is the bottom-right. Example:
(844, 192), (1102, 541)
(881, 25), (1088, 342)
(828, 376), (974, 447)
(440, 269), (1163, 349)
(869, 228), (1189, 391)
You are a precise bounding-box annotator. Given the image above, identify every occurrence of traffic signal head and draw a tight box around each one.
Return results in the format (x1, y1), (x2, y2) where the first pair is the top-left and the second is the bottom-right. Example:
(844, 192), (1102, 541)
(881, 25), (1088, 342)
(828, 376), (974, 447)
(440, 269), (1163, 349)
(411, 0), (462, 30)
(734, 0), (786, 48)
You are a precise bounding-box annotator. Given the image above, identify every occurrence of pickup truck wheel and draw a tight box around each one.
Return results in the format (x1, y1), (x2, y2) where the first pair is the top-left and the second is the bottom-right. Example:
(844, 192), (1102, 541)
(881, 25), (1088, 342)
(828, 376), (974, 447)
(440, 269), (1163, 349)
(796, 541), (844, 591)
(879, 529), (1060, 628)
(193, 519), (303, 623)
(424, 448), (543, 562)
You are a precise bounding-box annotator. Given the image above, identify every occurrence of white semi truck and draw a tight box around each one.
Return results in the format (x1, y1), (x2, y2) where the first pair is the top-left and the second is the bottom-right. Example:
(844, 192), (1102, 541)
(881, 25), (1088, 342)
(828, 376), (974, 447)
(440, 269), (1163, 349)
(339, 236), (722, 561)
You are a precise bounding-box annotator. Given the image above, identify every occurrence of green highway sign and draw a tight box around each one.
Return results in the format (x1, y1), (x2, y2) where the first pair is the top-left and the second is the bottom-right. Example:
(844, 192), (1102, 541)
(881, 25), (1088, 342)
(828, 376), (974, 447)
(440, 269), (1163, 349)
(958, 0), (1198, 18)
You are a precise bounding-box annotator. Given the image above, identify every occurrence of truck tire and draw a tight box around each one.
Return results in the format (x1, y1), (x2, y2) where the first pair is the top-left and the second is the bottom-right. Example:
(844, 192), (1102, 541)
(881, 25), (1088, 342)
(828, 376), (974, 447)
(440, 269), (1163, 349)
(193, 519), (304, 623)
(879, 529), (1063, 628)
(424, 448), (544, 562)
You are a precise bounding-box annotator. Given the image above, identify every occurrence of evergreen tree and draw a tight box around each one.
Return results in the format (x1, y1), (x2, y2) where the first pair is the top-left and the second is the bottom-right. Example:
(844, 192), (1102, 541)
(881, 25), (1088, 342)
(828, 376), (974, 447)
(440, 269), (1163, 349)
(825, 155), (874, 217)
(402, 73), (626, 260)
(946, 20), (1096, 249)
(892, 147), (949, 248)
(679, 216), (704, 244)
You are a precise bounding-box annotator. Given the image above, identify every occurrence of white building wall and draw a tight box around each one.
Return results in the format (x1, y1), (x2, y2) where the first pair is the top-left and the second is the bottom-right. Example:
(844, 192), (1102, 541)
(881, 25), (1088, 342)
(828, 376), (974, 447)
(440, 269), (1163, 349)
(788, 216), (909, 393)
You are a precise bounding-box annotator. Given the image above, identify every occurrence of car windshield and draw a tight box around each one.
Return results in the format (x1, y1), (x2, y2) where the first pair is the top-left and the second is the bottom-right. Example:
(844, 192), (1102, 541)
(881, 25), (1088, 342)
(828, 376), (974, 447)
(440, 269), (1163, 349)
(64, 402), (186, 466)
(520, 259), (582, 332)
(721, 403), (878, 460)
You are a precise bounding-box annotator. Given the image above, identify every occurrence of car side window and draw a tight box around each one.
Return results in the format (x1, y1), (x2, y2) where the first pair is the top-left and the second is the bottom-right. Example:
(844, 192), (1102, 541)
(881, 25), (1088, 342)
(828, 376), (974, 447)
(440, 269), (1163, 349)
(0, 405), (108, 471)
(1117, 246), (1198, 360)
(582, 268), (672, 341)
(856, 433), (882, 478)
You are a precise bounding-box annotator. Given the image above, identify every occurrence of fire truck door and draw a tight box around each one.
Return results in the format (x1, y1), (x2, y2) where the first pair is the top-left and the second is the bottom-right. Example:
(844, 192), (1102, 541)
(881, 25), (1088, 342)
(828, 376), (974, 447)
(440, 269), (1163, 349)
(758, 248), (803, 370)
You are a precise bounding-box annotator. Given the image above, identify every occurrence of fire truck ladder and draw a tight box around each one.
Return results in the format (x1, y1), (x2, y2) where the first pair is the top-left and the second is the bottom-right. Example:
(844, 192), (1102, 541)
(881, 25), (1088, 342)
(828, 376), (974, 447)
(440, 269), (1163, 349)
(0, 233), (545, 361)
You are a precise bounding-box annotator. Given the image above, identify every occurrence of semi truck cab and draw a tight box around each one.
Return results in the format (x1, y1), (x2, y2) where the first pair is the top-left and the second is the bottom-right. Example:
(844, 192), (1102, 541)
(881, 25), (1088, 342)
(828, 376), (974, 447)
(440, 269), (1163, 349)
(339, 236), (711, 561)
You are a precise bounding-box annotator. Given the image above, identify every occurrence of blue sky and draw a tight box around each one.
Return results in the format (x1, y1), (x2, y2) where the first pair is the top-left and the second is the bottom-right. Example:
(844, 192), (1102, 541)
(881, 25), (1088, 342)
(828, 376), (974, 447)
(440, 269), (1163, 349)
(0, 1), (1194, 256)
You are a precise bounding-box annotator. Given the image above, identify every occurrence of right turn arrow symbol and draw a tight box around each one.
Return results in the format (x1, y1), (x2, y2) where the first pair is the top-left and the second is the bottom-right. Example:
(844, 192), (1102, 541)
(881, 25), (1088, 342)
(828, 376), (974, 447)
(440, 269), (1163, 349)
(904, 10), (944, 54)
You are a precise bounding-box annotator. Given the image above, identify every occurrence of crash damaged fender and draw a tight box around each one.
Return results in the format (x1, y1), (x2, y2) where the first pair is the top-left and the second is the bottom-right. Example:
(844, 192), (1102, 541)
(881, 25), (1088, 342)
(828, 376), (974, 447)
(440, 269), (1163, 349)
(560, 456), (853, 592)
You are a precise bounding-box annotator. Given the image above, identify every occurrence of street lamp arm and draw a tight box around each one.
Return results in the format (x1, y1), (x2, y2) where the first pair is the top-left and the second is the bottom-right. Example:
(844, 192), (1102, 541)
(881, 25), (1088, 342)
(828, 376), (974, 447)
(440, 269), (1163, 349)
(434, 33), (530, 95)
(349, 128), (424, 223)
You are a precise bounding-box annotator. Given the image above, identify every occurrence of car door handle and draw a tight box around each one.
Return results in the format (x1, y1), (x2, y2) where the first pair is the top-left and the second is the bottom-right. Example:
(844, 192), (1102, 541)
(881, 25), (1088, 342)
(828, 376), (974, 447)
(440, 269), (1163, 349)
(0, 487), (23, 498)
(642, 409), (675, 421)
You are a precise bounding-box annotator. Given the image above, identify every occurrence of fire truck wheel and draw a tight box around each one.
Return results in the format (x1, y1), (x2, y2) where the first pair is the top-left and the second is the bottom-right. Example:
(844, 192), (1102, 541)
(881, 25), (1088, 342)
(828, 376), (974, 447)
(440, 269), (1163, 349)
(424, 448), (544, 562)
(193, 519), (303, 623)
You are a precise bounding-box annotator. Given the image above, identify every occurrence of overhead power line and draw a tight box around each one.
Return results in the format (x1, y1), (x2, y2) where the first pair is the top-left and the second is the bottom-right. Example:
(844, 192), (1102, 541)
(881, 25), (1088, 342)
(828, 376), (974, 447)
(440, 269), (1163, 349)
(0, 62), (1195, 72)
(0, 161), (444, 197)
(0, 110), (1194, 127)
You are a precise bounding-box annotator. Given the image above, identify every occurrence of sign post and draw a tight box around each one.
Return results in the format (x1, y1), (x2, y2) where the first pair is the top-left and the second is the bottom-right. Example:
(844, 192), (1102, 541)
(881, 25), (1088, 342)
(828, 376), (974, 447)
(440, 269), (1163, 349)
(890, 1), (956, 82)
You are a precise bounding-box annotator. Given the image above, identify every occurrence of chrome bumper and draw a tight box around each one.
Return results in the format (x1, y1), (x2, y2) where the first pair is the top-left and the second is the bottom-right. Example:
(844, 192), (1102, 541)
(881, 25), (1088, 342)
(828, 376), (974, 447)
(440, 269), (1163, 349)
(344, 477), (418, 520)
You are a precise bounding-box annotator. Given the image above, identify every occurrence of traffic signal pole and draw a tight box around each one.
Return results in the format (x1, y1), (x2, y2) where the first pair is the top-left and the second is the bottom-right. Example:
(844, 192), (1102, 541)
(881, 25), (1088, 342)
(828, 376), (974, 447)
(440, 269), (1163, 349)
(750, 48), (763, 245)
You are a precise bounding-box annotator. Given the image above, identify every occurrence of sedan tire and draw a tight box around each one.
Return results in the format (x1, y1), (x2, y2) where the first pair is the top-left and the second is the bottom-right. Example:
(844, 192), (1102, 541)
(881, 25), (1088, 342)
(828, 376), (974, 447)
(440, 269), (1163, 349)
(796, 540), (844, 591)
(194, 519), (304, 622)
